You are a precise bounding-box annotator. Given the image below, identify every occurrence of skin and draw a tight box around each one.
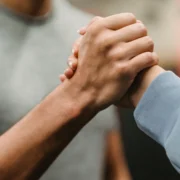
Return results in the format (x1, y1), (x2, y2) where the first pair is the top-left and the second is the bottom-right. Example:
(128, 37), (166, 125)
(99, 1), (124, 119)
(0, 0), (51, 17)
(68, 17), (158, 110)
(0, 13), (158, 180)
(104, 130), (132, 180)
(61, 17), (165, 108)
(60, 18), (165, 180)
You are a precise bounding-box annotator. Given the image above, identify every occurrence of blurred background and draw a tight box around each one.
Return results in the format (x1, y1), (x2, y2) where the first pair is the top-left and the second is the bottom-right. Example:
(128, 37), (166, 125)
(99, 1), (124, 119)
(69, 0), (180, 179)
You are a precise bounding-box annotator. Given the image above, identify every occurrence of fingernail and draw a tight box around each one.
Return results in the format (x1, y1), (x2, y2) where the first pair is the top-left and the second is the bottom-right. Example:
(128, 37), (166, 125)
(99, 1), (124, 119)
(59, 74), (64, 82)
(77, 27), (84, 34)
(72, 49), (75, 54)
(77, 29), (80, 34)
(68, 61), (73, 68)
(78, 26), (86, 34)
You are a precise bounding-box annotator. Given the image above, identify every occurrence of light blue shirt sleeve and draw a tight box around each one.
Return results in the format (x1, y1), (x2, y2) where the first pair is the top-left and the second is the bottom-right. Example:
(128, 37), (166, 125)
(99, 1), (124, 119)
(134, 71), (180, 173)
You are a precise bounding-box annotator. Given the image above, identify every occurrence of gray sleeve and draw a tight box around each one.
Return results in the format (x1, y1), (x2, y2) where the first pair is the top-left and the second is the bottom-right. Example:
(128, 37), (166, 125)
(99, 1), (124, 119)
(134, 71), (180, 173)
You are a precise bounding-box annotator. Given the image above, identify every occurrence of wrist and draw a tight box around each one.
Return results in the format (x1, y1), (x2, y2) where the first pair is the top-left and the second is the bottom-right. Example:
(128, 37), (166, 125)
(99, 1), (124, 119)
(59, 80), (98, 122)
(130, 65), (165, 108)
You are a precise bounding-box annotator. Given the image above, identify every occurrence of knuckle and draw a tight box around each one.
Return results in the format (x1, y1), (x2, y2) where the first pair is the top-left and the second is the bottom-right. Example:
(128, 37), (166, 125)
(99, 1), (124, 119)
(88, 20), (104, 36)
(145, 36), (154, 49)
(102, 34), (114, 48)
(92, 16), (98, 22)
(108, 51), (119, 61)
(144, 52), (153, 60)
(119, 64), (130, 76)
(136, 23), (147, 35)
(109, 46), (125, 61)
(144, 52), (158, 64)
(93, 16), (102, 22)
(88, 24), (98, 35)
(119, 65), (134, 79)
(95, 18), (104, 28)
(151, 53), (159, 64)
(100, 38), (110, 50)
(155, 55), (159, 64)
(126, 13), (136, 22)
(94, 31), (113, 50)
(96, 36), (106, 47)
(118, 47), (126, 58)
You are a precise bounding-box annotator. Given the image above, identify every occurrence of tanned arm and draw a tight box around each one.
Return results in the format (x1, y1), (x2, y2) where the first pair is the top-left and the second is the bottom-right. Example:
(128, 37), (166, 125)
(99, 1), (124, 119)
(0, 82), (96, 180)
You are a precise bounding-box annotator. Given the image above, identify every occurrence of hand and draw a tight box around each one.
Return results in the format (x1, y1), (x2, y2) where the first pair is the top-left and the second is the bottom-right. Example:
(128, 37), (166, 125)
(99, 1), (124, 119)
(61, 14), (158, 111)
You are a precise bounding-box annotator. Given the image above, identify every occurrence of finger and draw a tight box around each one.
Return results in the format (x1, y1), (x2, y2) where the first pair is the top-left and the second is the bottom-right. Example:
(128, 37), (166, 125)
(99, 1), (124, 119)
(125, 36), (154, 59)
(113, 22), (147, 43)
(64, 68), (74, 79)
(68, 56), (78, 71)
(59, 74), (66, 82)
(72, 37), (82, 58)
(104, 13), (136, 30)
(78, 26), (87, 35)
(137, 20), (142, 23)
(129, 52), (159, 73)
(78, 16), (103, 35)
(72, 48), (78, 58)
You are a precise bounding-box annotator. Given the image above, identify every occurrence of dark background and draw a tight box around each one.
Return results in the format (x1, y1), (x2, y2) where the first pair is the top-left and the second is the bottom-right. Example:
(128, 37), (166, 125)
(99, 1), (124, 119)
(119, 108), (180, 180)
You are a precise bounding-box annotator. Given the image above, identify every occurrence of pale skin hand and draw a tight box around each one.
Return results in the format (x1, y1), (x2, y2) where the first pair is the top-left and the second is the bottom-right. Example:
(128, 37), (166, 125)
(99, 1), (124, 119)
(0, 13), (157, 179)
(60, 16), (161, 108)
(66, 15), (159, 110)
(60, 18), (162, 180)
(61, 46), (164, 109)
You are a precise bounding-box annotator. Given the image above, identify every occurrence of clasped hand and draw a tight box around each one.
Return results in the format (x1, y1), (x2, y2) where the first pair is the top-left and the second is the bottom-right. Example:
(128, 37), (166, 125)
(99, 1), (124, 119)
(60, 13), (158, 110)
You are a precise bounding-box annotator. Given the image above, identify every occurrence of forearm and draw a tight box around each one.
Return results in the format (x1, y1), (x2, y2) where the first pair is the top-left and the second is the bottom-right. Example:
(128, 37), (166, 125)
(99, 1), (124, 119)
(0, 82), (95, 180)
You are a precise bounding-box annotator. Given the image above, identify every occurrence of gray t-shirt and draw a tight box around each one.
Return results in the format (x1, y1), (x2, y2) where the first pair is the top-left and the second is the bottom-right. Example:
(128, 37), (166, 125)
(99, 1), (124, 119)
(0, 0), (118, 179)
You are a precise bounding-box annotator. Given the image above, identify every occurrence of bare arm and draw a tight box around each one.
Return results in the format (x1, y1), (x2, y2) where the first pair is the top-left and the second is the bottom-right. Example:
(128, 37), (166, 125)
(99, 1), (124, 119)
(0, 82), (95, 180)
